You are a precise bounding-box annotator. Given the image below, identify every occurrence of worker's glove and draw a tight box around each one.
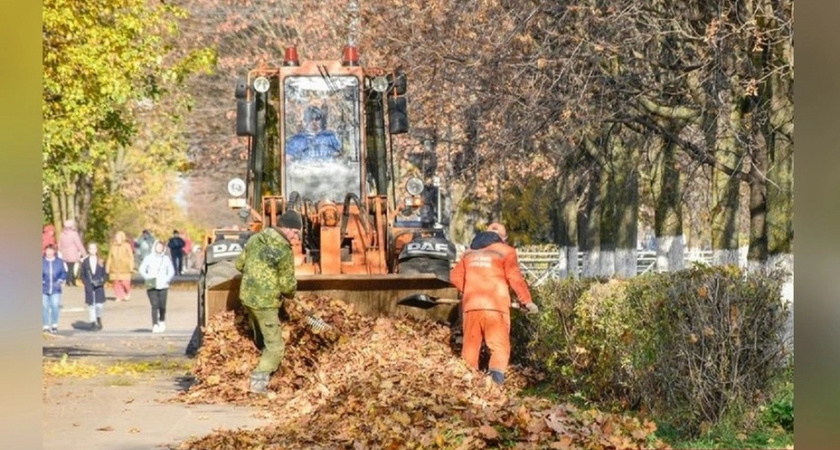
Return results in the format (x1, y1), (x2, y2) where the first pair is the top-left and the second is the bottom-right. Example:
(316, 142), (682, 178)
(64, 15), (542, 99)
(524, 302), (539, 315)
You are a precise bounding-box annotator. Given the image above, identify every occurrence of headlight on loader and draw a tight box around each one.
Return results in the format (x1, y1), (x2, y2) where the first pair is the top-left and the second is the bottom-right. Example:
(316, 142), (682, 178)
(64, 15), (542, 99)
(405, 177), (424, 196)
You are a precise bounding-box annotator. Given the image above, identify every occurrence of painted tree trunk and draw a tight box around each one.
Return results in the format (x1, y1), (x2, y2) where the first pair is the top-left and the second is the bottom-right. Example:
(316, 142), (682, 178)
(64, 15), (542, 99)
(579, 155), (602, 278)
(598, 155), (617, 279)
(711, 99), (744, 266)
(763, 62), (794, 353)
(653, 133), (685, 272)
(554, 171), (579, 278)
(610, 132), (639, 278)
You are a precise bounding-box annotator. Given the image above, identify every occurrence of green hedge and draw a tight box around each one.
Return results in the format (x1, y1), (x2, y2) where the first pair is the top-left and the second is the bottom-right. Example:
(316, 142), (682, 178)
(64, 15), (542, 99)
(511, 266), (791, 437)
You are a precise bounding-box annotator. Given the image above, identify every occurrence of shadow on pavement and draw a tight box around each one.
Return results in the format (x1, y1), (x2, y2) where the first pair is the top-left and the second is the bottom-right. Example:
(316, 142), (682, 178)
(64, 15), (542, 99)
(174, 375), (197, 393)
(44, 346), (197, 362)
(71, 320), (96, 331)
(43, 346), (113, 359)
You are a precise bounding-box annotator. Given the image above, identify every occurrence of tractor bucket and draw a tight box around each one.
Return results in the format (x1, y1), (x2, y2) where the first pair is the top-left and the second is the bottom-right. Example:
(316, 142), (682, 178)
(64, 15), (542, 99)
(397, 293), (460, 309)
(199, 271), (460, 328)
(295, 273), (460, 324)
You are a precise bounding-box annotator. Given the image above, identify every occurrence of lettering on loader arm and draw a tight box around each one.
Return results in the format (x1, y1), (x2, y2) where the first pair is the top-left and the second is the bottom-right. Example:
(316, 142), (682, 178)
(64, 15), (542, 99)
(205, 240), (245, 264)
(406, 242), (451, 254)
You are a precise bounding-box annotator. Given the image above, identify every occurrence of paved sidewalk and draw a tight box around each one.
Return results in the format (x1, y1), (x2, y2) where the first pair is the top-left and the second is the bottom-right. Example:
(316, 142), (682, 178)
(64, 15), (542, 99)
(42, 280), (200, 342)
(42, 282), (274, 450)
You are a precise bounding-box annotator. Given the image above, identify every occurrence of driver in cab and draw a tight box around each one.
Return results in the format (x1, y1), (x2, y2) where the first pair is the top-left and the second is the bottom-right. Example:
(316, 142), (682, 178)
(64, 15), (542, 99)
(286, 105), (342, 162)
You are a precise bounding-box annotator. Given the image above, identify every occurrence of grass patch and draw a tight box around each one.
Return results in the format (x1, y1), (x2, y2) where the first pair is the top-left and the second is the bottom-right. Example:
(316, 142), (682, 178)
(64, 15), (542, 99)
(105, 359), (192, 376)
(659, 422), (793, 449)
(107, 376), (137, 386)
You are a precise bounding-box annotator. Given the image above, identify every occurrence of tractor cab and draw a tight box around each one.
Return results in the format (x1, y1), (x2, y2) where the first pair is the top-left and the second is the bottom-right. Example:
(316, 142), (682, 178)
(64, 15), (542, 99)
(281, 73), (363, 203)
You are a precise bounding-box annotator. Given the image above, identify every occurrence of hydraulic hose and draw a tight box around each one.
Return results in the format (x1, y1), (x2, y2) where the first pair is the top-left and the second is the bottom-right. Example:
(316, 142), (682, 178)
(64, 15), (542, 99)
(287, 191), (302, 212)
(339, 192), (371, 238)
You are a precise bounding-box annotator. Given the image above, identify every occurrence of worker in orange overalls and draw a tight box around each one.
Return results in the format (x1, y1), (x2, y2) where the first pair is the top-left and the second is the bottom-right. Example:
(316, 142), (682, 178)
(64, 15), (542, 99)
(450, 222), (539, 385)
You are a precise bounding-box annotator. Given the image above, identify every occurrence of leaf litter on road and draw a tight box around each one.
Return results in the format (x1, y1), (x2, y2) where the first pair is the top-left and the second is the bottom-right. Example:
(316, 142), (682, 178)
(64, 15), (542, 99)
(174, 294), (667, 449)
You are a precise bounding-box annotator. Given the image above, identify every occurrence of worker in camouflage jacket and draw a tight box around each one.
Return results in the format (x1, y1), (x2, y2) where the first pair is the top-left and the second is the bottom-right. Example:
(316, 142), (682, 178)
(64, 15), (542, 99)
(235, 210), (302, 394)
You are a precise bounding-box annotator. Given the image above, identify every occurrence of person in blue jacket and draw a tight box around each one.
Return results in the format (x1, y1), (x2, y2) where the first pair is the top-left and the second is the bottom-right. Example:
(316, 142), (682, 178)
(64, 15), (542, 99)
(286, 105), (342, 161)
(80, 242), (108, 331)
(42, 244), (67, 334)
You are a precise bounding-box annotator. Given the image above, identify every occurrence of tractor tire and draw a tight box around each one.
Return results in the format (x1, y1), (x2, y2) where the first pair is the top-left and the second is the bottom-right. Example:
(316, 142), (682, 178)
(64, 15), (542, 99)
(186, 260), (240, 357)
(205, 260), (239, 289)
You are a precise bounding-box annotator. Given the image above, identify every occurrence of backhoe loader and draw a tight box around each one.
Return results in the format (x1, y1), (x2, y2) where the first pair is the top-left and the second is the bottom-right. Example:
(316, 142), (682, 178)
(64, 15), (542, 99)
(188, 45), (459, 353)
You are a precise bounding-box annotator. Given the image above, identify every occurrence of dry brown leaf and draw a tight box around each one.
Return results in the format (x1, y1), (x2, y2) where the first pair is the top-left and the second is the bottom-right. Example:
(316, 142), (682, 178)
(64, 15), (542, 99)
(549, 436), (573, 450)
(478, 424), (500, 441)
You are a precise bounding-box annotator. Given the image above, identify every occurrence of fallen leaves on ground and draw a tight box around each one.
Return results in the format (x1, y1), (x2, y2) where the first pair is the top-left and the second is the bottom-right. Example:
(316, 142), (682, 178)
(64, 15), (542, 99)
(43, 354), (101, 379)
(174, 294), (667, 449)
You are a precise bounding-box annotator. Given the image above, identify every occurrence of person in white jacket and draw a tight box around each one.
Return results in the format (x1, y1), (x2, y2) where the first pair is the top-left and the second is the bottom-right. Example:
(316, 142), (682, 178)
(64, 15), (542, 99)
(139, 240), (175, 333)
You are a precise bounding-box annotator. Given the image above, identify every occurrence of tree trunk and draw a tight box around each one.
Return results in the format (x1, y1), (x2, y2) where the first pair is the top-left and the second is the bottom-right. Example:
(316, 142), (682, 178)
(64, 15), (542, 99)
(110, 145), (127, 194)
(765, 136), (793, 275)
(610, 130), (639, 278)
(554, 166), (579, 278)
(49, 191), (62, 231)
(598, 135), (618, 279)
(711, 98), (745, 266)
(579, 154), (602, 278)
(764, 18), (794, 263)
(747, 136), (768, 266)
(76, 174), (93, 237)
(653, 130), (686, 272)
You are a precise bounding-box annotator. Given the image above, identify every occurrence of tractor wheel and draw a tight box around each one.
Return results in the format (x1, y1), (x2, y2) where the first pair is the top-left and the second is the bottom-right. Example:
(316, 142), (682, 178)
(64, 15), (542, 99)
(205, 260), (239, 289)
(186, 268), (207, 357)
(187, 260), (240, 357)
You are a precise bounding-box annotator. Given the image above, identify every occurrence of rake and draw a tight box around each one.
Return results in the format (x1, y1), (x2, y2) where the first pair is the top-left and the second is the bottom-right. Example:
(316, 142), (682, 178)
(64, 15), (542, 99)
(287, 298), (333, 333)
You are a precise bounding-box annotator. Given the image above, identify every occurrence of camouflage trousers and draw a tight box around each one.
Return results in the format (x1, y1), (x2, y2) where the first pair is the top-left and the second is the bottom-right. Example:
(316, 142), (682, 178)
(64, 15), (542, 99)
(245, 306), (285, 374)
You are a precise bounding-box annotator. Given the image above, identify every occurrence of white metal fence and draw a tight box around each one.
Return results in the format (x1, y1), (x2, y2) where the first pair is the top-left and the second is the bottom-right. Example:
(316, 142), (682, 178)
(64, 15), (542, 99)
(516, 249), (717, 286)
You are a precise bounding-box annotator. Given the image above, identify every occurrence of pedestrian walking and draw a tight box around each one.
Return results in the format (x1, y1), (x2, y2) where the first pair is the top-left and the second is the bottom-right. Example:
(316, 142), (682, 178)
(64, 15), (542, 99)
(235, 211), (300, 394)
(135, 229), (155, 268)
(182, 233), (194, 273)
(167, 230), (186, 275)
(42, 224), (57, 254)
(139, 240), (175, 333)
(58, 219), (86, 287)
(42, 244), (66, 333)
(450, 222), (539, 385)
(105, 231), (134, 302)
(80, 242), (107, 331)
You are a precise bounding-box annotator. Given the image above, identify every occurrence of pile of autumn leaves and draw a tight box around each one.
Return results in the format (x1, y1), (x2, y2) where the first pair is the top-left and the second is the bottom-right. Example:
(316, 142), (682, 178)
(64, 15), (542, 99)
(175, 295), (666, 449)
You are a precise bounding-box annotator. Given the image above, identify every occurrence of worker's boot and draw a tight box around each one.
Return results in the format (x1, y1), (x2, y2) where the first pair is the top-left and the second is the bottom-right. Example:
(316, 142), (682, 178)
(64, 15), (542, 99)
(489, 369), (505, 385)
(249, 372), (270, 394)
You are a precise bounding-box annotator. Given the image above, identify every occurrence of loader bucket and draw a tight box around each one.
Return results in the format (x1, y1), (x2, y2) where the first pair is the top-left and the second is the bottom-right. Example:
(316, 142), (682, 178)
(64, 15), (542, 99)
(199, 270), (460, 328)
(397, 293), (460, 309)
(296, 273), (460, 324)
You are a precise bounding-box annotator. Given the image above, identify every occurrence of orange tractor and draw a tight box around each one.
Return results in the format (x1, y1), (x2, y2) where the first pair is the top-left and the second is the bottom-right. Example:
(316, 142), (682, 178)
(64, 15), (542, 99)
(188, 45), (460, 352)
